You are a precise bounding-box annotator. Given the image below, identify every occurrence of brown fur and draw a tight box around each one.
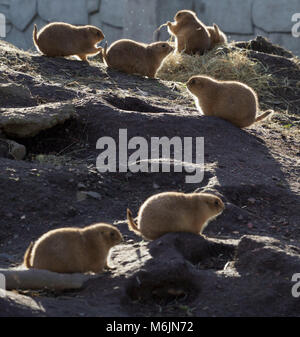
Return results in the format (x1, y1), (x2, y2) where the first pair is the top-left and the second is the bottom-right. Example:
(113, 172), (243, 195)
(33, 22), (104, 61)
(186, 75), (273, 128)
(24, 241), (34, 268)
(23, 223), (123, 273)
(167, 10), (211, 55)
(207, 24), (227, 49)
(127, 192), (224, 240)
(102, 39), (174, 78)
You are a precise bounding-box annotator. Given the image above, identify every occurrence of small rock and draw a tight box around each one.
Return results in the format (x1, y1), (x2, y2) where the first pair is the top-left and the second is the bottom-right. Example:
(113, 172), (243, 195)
(247, 198), (256, 204)
(77, 182), (86, 189)
(77, 191), (102, 201)
(0, 139), (26, 160)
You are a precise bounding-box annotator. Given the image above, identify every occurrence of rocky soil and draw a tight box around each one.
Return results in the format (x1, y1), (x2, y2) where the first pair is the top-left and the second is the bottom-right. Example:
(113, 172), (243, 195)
(0, 38), (299, 317)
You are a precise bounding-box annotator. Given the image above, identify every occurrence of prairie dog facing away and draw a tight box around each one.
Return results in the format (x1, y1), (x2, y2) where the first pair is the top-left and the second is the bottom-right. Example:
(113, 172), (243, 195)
(24, 223), (123, 273)
(166, 10), (211, 55)
(186, 75), (273, 128)
(102, 39), (174, 78)
(207, 24), (227, 49)
(33, 22), (104, 61)
(127, 191), (225, 240)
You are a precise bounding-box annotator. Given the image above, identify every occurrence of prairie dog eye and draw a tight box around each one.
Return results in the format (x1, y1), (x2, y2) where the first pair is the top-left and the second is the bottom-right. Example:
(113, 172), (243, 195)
(190, 78), (196, 85)
(215, 200), (219, 206)
(110, 232), (115, 237)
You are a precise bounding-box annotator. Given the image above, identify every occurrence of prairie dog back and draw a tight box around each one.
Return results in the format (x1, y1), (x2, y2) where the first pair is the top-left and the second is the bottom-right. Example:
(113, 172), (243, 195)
(33, 22), (104, 61)
(103, 39), (173, 78)
(127, 191), (224, 240)
(24, 223), (123, 273)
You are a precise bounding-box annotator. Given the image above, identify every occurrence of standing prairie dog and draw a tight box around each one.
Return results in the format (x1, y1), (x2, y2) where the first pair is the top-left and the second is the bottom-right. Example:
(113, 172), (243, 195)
(24, 223), (123, 273)
(166, 10), (211, 55)
(127, 192), (225, 240)
(33, 22), (104, 61)
(102, 39), (174, 78)
(186, 75), (273, 128)
(207, 24), (227, 49)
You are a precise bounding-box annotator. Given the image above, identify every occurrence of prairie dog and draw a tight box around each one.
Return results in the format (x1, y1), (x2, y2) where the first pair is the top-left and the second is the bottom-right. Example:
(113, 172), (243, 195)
(33, 22), (104, 61)
(186, 75), (273, 128)
(24, 223), (123, 273)
(207, 24), (227, 49)
(167, 10), (211, 55)
(102, 39), (174, 78)
(127, 192), (224, 240)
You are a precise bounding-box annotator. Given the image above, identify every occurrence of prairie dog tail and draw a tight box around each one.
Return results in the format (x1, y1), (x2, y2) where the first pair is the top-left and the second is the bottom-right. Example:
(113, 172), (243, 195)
(32, 24), (39, 50)
(24, 241), (34, 268)
(127, 208), (141, 235)
(102, 41), (108, 66)
(255, 109), (274, 123)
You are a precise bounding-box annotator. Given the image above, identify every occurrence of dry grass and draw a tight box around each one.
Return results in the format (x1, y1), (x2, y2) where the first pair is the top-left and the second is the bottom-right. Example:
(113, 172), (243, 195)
(157, 45), (275, 101)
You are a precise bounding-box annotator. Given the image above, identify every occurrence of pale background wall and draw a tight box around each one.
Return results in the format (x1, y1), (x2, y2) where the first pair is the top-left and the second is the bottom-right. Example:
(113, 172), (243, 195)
(0, 0), (299, 56)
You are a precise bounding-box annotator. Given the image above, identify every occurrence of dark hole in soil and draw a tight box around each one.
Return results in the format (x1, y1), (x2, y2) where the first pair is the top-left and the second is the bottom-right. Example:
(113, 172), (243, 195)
(104, 95), (168, 113)
(19, 118), (87, 157)
(174, 238), (236, 271)
(125, 273), (200, 306)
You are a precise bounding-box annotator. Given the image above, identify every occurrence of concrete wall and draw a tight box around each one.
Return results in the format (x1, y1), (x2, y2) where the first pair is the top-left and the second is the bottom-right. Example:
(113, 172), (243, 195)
(0, 0), (299, 56)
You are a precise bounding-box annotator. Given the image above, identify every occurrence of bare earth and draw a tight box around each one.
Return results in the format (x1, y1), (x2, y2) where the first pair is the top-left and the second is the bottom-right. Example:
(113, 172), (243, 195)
(0, 37), (299, 317)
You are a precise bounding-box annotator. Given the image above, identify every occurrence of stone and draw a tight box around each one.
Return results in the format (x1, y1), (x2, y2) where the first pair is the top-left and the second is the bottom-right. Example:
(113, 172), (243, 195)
(0, 139), (26, 160)
(156, 0), (193, 27)
(76, 191), (102, 201)
(5, 22), (12, 35)
(100, 0), (125, 28)
(37, 0), (88, 25)
(253, 0), (299, 33)
(87, 0), (100, 14)
(0, 4), (10, 19)
(195, 0), (253, 34)
(0, 11), (7, 38)
(10, 0), (37, 31)
(0, 102), (75, 138)
(227, 34), (254, 43)
(5, 25), (29, 50)
(101, 22), (122, 44)
(123, 0), (157, 43)
(5, 16), (48, 51)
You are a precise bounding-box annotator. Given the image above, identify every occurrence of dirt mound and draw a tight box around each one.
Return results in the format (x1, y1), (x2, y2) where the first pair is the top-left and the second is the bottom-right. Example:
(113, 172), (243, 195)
(0, 38), (299, 317)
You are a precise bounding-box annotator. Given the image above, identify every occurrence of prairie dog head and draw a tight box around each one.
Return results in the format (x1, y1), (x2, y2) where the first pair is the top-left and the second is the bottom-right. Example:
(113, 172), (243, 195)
(195, 193), (225, 219)
(174, 10), (197, 24)
(82, 25), (105, 45)
(186, 75), (219, 97)
(148, 41), (174, 58)
(93, 224), (123, 247)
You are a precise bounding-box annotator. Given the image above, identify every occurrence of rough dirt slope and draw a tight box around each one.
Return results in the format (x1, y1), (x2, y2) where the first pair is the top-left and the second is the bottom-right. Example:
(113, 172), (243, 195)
(0, 37), (299, 317)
